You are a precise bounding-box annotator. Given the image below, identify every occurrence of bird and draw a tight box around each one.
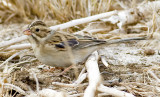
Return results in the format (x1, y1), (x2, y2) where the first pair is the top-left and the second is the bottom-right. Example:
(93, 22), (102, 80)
(23, 20), (145, 68)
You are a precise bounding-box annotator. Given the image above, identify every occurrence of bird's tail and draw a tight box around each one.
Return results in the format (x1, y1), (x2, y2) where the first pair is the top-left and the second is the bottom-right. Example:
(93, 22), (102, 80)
(106, 37), (146, 44)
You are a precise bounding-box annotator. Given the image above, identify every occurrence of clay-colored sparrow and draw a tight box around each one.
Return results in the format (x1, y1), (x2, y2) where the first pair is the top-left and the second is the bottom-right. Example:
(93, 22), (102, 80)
(24, 21), (145, 68)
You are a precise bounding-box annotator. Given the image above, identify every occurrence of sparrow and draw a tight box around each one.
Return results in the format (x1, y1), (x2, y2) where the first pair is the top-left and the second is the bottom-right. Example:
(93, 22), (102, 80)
(23, 20), (145, 68)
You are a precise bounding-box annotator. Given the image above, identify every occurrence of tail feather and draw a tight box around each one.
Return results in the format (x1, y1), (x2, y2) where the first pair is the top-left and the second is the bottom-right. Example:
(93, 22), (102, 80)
(107, 37), (146, 44)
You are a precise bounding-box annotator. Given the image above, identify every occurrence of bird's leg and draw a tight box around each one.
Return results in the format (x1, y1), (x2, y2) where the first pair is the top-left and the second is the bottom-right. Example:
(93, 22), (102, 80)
(57, 65), (73, 76)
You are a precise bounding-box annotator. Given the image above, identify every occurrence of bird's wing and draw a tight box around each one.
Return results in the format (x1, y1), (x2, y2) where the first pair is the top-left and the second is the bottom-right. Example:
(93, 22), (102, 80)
(55, 39), (79, 48)
(73, 39), (106, 50)
(48, 33), (106, 50)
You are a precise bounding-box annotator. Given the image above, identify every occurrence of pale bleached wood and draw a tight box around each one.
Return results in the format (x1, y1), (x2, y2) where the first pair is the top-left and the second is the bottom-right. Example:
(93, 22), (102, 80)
(101, 56), (109, 67)
(3, 83), (26, 95)
(5, 43), (31, 50)
(83, 51), (135, 97)
(84, 51), (101, 97)
(98, 84), (135, 97)
(32, 71), (39, 93)
(0, 35), (28, 49)
(49, 11), (117, 30)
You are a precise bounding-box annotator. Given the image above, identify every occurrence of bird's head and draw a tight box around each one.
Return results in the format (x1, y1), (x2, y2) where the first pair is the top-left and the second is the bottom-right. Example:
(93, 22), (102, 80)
(24, 20), (51, 38)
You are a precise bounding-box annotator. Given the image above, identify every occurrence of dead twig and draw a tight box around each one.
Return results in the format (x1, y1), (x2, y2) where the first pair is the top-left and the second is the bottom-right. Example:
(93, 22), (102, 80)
(5, 43), (31, 50)
(3, 83), (26, 95)
(0, 36), (28, 49)
(84, 51), (101, 97)
(49, 11), (117, 30)
(98, 84), (135, 97)
(0, 51), (23, 68)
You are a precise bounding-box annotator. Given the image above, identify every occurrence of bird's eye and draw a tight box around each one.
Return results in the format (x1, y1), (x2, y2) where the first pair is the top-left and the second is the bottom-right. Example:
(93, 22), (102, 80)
(35, 28), (40, 32)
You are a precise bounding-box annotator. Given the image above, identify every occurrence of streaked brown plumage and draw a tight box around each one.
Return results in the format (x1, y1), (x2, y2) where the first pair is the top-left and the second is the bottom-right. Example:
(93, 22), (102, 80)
(24, 20), (145, 67)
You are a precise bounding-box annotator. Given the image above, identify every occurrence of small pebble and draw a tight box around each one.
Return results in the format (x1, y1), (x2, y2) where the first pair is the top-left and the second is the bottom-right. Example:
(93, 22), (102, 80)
(144, 49), (155, 55)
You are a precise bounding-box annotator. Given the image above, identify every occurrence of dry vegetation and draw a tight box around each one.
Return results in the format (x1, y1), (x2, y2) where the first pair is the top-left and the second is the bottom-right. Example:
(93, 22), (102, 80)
(1, 0), (160, 97)
(0, 0), (112, 24)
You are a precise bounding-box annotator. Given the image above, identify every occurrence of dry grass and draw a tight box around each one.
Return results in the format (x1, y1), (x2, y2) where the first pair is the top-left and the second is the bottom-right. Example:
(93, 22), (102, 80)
(0, 0), (114, 24)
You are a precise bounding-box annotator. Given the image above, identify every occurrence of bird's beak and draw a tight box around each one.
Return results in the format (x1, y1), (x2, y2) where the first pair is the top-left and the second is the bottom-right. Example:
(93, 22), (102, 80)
(23, 29), (31, 35)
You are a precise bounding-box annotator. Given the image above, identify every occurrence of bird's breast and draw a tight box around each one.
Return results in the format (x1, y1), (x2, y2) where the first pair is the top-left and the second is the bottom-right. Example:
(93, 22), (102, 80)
(33, 47), (72, 67)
